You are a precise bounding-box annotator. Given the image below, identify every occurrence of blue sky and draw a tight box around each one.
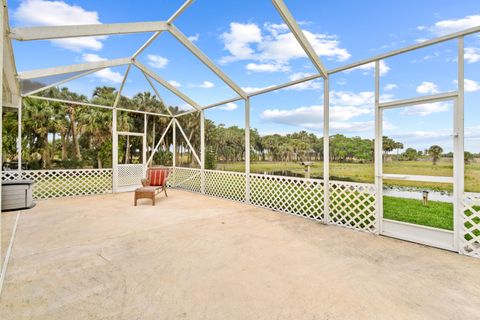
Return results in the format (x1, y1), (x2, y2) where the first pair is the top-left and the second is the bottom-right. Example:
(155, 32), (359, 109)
(8, 0), (480, 152)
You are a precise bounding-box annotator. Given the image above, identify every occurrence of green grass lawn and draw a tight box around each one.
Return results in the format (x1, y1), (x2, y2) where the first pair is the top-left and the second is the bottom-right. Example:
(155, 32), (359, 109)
(383, 196), (453, 230)
(218, 160), (480, 192)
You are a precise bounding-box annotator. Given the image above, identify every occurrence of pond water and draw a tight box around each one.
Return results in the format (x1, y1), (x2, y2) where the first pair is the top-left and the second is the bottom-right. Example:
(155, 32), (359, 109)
(265, 170), (454, 202)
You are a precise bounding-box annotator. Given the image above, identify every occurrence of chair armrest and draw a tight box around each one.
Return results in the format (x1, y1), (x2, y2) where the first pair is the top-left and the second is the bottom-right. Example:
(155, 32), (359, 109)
(141, 179), (149, 187)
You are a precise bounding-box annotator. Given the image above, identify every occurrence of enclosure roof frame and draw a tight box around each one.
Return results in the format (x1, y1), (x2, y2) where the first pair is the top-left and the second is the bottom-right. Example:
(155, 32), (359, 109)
(2, 0), (480, 118)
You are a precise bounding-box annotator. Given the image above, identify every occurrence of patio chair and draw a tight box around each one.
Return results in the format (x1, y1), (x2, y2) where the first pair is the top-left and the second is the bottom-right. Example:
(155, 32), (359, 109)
(134, 167), (171, 206)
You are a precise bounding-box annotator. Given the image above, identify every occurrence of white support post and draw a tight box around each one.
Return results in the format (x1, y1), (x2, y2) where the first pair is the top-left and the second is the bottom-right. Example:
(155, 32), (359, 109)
(0, 1), (4, 273)
(143, 114), (148, 171)
(374, 60), (383, 234)
(173, 119), (176, 167)
(323, 77), (330, 224)
(245, 98), (251, 204)
(112, 108), (118, 193)
(112, 64), (131, 193)
(454, 36), (465, 252)
(200, 110), (205, 194)
(17, 97), (22, 175)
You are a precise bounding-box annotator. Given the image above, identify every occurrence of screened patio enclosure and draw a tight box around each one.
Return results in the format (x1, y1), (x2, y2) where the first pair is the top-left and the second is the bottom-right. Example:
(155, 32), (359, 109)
(1, 0), (480, 263)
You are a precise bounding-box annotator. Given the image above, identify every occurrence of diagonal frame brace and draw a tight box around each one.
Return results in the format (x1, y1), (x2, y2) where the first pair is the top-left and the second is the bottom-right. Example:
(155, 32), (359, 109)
(133, 60), (202, 110)
(271, 0), (327, 78)
(168, 24), (248, 99)
(146, 118), (174, 166)
(141, 70), (174, 117)
(174, 118), (201, 166)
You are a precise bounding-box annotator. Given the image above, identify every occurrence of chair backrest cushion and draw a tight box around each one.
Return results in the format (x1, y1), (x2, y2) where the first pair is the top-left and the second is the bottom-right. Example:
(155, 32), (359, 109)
(148, 168), (169, 186)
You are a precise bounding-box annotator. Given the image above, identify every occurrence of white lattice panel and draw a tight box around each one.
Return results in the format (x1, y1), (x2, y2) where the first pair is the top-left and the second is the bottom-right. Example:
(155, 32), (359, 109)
(462, 193), (480, 257)
(2, 169), (112, 200)
(250, 174), (324, 221)
(328, 181), (376, 233)
(169, 167), (201, 193)
(2, 171), (21, 181)
(117, 164), (144, 187)
(205, 170), (246, 202)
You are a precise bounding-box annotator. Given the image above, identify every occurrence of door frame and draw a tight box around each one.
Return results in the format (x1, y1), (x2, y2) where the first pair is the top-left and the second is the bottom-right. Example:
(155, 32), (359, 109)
(376, 92), (462, 251)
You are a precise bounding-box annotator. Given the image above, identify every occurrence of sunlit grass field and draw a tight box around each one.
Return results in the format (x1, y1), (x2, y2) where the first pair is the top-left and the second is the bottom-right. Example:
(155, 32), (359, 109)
(217, 160), (480, 192)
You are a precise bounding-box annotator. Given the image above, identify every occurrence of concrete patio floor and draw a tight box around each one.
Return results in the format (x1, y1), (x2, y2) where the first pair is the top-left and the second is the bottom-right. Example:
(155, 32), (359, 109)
(1, 189), (480, 319)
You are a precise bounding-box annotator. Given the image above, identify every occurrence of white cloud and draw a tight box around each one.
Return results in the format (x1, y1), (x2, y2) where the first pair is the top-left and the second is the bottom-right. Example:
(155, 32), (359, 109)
(285, 72), (322, 91)
(220, 22), (262, 63)
(401, 102), (449, 116)
(455, 79), (480, 92)
(82, 54), (123, 83)
(191, 81), (215, 89)
(384, 84), (398, 91)
(147, 54), (169, 69)
(188, 33), (199, 42)
(257, 27), (351, 63)
(168, 80), (181, 87)
(416, 81), (439, 94)
(246, 62), (290, 73)
(465, 47), (480, 64)
(260, 104), (373, 132)
(465, 79), (480, 92)
(217, 102), (238, 111)
(346, 60), (390, 76)
(178, 104), (194, 111)
(220, 22), (350, 72)
(259, 90), (386, 132)
(14, 0), (105, 51)
(429, 15), (480, 36)
(330, 90), (374, 107)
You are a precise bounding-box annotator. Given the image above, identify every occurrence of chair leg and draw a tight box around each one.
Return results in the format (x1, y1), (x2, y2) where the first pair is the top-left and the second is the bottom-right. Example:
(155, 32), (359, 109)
(152, 195), (155, 206)
(134, 196), (137, 206)
(164, 187), (168, 197)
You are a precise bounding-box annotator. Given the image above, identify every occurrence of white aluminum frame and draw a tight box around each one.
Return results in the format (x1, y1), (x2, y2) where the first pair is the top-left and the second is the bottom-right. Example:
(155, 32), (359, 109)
(1, 0), (478, 256)
(10, 21), (169, 41)
(378, 90), (460, 250)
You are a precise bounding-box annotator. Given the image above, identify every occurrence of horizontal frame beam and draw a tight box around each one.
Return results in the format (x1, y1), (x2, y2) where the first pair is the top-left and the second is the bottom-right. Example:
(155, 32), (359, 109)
(202, 96), (243, 111)
(10, 21), (168, 41)
(248, 73), (322, 97)
(383, 174), (454, 184)
(117, 131), (144, 137)
(329, 25), (480, 75)
(379, 91), (458, 109)
(18, 57), (131, 79)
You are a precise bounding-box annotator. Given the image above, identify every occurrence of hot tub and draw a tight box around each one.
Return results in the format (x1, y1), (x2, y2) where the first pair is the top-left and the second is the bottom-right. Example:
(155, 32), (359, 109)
(2, 180), (35, 211)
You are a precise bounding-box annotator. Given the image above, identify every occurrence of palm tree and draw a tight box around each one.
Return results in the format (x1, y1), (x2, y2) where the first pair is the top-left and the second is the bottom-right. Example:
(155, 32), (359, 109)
(428, 145), (443, 165)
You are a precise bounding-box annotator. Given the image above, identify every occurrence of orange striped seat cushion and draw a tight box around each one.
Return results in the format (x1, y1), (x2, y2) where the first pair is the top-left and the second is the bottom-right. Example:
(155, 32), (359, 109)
(148, 169), (169, 187)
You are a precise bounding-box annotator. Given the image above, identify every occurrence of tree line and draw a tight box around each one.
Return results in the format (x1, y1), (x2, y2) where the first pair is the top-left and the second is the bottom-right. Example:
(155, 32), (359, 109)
(2, 86), (476, 170)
